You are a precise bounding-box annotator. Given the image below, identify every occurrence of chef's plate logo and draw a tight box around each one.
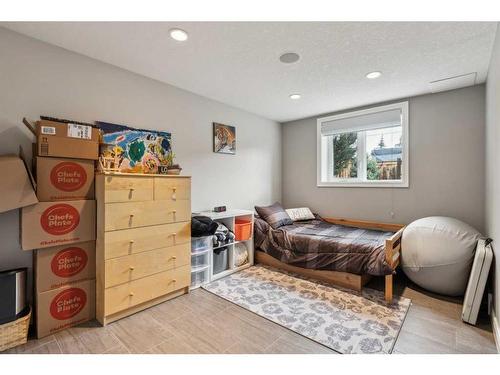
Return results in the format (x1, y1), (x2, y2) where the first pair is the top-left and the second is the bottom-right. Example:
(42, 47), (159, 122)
(50, 162), (87, 192)
(51, 247), (88, 277)
(49, 288), (87, 320)
(40, 204), (80, 235)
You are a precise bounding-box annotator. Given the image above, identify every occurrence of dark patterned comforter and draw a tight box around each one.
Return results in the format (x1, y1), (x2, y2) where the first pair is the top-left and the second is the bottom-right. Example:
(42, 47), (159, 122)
(254, 217), (394, 276)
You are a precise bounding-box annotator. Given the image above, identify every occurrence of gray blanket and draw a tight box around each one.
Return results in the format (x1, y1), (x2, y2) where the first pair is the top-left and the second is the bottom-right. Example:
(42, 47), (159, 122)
(254, 217), (394, 276)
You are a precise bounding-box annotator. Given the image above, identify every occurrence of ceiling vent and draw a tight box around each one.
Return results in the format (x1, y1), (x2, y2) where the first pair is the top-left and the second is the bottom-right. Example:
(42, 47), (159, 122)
(429, 72), (477, 93)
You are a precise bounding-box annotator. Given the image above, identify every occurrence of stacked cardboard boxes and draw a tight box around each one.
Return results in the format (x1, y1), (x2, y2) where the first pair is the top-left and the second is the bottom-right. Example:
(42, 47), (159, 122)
(21, 118), (99, 338)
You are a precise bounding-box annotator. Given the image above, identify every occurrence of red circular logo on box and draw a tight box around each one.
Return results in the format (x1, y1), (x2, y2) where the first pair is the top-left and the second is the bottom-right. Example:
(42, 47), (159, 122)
(51, 246), (88, 277)
(40, 204), (80, 235)
(50, 162), (87, 192)
(49, 287), (87, 320)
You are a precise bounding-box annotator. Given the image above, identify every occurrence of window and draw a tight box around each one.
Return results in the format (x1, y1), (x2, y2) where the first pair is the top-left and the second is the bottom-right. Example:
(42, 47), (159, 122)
(317, 102), (409, 187)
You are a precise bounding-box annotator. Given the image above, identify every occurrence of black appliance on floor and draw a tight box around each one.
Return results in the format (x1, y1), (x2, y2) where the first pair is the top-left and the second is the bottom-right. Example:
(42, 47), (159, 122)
(0, 268), (28, 324)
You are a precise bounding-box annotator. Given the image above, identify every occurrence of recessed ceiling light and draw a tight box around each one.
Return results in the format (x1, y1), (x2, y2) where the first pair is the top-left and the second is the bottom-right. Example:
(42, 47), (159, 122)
(366, 71), (382, 79)
(289, 94), (301, 100)
(169, 28), (188, 42)
(280, 52), (300, 64)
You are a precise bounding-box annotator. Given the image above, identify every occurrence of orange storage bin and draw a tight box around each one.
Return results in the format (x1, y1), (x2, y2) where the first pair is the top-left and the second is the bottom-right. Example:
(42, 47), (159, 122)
(234, 219), (252, 241)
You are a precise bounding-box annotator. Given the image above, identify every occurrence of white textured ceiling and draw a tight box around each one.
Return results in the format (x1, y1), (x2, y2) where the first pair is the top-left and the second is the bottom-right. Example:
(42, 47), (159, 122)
(2, 22), (498, 122)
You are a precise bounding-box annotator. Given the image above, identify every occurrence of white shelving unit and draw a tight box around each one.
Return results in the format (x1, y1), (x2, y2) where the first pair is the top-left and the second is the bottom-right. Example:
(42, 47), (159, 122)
(190, 209), (254, 289)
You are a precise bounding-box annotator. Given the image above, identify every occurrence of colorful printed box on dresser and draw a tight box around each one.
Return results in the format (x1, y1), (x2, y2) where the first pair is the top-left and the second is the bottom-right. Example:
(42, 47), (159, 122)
(95, 173), (191, 325)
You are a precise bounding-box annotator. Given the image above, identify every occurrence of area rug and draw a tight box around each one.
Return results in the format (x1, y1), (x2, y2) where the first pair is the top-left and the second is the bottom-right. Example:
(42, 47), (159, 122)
(202, 265), (411, 354)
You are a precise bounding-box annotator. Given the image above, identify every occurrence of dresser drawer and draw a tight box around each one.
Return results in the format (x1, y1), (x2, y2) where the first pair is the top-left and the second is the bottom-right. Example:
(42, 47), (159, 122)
(154, 177), (191, 201)
(104, 265), (190, 316)
(104, 243), (190, 287)
(103, 221), (190, 259)
(104, 200), (191, 231)
(104, 176), (153, 203)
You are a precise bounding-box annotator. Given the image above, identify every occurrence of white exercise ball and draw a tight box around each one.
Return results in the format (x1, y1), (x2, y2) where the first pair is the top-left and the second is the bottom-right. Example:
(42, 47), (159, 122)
(401, 216), (481, 296)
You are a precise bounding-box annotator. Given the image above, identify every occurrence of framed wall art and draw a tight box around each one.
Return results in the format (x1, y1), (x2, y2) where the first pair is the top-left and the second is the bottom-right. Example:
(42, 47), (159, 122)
(213, 122), (236, 155)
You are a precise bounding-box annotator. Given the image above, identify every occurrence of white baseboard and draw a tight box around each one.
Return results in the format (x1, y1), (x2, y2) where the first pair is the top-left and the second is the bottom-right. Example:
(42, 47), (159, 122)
(492, 308), (500, 353)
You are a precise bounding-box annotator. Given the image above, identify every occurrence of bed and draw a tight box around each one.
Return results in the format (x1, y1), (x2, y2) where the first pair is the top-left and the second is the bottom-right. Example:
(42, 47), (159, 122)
(254, 215), (404, 303)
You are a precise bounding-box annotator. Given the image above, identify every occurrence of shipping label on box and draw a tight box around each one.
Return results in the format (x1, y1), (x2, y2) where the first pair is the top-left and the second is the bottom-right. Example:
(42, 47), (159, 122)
(40, 125), (57, 135)
(35, 241), (96, 293)
(36, 279), (95, 338)
(67, 123), (92, 140)
(36, 157), (95, 201)
(36, 120), (100, 141)
(21, 200), (96, 250)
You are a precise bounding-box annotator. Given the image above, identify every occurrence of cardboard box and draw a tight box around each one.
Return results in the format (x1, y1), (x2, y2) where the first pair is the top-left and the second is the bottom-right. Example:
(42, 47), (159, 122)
(21, 200), (96, 250)
(0, 155), (38, 213)
(36, 279), (95, 338)
(36, 157), (95, 201)
(36, 119), (100, 141)
(35, 241), (96, 293)
(34, 120), (99, 160)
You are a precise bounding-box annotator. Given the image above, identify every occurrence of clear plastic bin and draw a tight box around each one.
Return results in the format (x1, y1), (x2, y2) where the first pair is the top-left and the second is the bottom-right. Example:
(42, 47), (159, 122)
(191, 236), (213, 253)
(191, 267), (209, 288)
(213, 246), (229, 275)
(191, 251), (210, 269)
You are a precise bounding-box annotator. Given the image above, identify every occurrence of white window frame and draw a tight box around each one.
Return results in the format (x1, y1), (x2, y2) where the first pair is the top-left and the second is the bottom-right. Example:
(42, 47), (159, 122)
(316, 101), (409, 188)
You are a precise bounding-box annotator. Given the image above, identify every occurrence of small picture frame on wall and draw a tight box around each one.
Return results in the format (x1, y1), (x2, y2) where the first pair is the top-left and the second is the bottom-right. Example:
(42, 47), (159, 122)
(213, 122), (236, 155)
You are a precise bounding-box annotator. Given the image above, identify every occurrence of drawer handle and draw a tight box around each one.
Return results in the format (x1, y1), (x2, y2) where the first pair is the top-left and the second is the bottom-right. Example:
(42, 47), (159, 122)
(171, 210), (177, 214)
(168, 233), (177, 243)
(171, 256), (177, 261)
(129, 240), (135, 244)
(129, 292), (134, 297)
(129, 214), (134, 217)
(172, 187), (177, 192)
(129, 266), (135, 271)
(128, 187), (135, 199)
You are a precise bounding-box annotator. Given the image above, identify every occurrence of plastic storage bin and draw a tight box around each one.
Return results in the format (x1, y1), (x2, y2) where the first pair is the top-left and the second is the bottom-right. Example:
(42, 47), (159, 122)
(191, 267), (209, 288)
(191, 236), (212, 253)
(191, 251), (210, 269)
(234, 219), (252, 241)
(213, 247), (229, 274)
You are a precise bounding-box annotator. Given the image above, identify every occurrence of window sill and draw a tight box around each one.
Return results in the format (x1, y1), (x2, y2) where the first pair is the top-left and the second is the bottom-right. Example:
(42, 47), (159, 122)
(317, 181), (409, 188)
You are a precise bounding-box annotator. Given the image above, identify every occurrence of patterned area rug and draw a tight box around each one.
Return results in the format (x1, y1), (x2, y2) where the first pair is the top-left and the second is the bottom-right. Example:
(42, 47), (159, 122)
(202, 265), (411, 354)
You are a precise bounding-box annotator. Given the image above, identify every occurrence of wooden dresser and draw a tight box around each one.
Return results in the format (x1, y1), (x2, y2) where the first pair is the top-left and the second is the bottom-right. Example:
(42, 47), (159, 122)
(95, 172), (191, 325)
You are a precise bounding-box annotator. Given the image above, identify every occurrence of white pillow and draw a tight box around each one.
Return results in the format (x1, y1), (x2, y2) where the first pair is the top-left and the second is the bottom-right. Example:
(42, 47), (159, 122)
(285, 207), (315, 221)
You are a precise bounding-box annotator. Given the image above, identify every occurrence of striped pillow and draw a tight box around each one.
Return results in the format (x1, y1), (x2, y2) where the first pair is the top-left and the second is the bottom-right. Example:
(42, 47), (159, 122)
(255, 202), (293, 229)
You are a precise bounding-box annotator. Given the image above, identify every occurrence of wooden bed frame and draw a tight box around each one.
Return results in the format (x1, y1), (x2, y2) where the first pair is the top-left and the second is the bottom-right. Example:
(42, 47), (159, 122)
(255, 217), (405, 303)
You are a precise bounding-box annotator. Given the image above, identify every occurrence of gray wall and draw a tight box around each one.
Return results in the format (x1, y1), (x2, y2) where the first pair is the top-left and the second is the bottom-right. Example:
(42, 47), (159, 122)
(282, 85), (485, 232)
(0, 28), (281, 300)
(486, 25), (500, 335)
